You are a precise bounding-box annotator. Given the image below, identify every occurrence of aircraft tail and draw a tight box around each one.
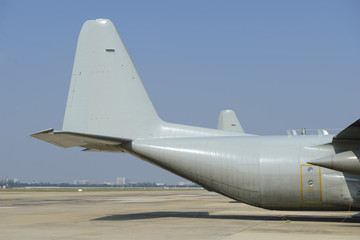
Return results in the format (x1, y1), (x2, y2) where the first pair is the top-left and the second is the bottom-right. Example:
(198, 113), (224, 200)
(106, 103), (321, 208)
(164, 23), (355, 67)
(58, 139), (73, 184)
(32, 19), (248, 151)
(62, 19), (161, 139)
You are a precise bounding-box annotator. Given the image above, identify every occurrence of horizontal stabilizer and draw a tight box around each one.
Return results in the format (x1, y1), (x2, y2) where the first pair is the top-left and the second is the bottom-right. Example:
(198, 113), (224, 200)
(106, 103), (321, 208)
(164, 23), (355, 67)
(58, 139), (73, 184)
(31, 129), (131, 152)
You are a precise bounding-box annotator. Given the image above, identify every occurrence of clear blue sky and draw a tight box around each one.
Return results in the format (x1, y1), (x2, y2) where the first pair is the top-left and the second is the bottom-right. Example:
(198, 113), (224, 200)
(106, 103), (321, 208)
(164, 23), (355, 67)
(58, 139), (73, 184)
(0, 0), (359, 184)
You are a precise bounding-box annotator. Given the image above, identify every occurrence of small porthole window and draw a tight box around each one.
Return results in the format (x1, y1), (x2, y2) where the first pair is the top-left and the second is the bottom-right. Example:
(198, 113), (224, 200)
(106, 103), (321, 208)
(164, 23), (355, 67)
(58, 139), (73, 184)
(308, 167), (313, 172)
(308, 180), (314, 186)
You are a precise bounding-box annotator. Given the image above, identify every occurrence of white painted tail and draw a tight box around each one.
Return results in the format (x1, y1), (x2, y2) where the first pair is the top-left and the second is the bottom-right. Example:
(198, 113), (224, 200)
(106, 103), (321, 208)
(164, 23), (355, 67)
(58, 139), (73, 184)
(62, 19), (162, 139)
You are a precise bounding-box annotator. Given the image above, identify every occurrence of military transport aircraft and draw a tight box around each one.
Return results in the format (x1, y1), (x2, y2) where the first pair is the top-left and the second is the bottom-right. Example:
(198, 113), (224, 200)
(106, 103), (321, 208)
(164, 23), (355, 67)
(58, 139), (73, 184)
(32, 19), (360, 211)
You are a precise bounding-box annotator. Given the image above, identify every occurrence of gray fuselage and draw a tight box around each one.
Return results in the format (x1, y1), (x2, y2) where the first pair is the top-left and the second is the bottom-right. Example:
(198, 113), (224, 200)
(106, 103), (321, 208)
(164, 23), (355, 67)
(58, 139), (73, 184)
(129, 134), (360, 210)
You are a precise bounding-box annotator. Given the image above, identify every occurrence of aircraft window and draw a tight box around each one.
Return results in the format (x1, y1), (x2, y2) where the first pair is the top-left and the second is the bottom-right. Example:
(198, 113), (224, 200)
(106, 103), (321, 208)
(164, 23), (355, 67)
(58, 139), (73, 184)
(308, 180), (314, 186)
(106, 49), (115, 52)
(308, 167), (313, 172)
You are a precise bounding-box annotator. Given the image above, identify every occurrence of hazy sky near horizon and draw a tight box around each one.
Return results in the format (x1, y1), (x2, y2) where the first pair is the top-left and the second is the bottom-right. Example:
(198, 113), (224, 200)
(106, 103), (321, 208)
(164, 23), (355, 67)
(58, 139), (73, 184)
(0, 0), (359, 184)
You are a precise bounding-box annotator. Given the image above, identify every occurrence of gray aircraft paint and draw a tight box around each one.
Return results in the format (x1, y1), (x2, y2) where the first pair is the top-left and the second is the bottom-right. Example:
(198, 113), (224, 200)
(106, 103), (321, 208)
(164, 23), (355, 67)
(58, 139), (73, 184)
(32, 19), (360, 211)
(217, 110), (244, 133)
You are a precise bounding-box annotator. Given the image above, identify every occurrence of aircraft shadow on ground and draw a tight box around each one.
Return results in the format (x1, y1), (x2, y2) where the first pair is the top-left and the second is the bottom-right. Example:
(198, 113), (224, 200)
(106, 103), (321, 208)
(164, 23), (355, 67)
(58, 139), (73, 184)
(92, 211), (360, 223)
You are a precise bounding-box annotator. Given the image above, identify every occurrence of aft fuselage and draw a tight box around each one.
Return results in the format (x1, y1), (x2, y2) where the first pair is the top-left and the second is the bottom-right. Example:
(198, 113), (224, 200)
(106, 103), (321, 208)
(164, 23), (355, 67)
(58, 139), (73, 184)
(129, 135), (360, 210)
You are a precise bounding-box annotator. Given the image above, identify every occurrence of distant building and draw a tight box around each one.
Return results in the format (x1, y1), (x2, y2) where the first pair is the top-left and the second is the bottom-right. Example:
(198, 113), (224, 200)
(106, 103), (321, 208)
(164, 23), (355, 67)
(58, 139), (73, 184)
(178, 181), (196, 186)
(73, 180), (88, 185)
(104, 182), (114, 186)
(116, 177), (127, 185)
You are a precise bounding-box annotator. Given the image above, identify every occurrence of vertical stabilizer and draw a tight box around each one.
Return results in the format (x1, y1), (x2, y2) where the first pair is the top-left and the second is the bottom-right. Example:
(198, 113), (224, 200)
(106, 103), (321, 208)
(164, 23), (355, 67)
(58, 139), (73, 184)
(217, 110), (244, 133)
(62, 19), (161, 139)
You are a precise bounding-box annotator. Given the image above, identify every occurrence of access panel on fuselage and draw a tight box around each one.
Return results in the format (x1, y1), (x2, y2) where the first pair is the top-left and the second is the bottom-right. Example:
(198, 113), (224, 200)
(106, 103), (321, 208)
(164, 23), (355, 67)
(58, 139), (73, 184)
(301, 165), (322, 203)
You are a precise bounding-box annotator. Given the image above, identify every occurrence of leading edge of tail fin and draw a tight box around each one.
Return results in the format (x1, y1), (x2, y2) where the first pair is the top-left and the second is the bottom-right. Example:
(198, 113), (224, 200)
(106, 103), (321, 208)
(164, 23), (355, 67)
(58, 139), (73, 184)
(62, 19), (161, 140)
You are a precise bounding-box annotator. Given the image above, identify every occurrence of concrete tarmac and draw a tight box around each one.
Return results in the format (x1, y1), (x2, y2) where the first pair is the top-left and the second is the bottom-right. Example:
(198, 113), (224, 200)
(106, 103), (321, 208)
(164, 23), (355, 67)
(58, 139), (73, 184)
(0, 189), (359, 239)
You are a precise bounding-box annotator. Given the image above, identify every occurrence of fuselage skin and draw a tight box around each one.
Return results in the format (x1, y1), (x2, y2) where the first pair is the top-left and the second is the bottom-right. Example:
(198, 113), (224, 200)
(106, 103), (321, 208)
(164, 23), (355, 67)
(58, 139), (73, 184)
(127, 134), (360, 210)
